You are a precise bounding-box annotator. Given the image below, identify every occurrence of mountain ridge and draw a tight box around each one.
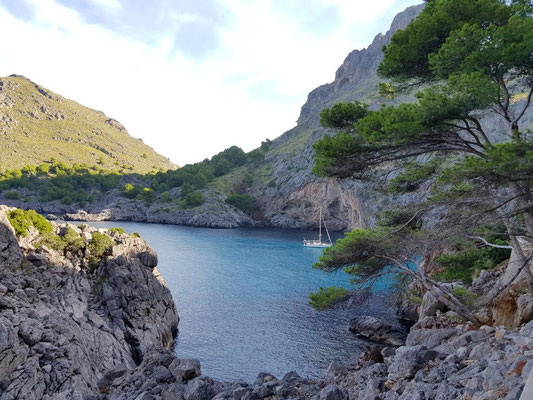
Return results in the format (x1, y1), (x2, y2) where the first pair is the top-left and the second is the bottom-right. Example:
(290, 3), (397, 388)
(0, 74), (176, 173)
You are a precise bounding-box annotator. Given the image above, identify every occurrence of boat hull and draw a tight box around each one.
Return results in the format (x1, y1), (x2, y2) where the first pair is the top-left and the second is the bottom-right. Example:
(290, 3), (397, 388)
(303, 241), (332, 248)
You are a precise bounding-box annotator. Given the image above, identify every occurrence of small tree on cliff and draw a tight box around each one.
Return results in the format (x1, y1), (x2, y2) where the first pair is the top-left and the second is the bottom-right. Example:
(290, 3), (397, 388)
(312, 0), (533, 316)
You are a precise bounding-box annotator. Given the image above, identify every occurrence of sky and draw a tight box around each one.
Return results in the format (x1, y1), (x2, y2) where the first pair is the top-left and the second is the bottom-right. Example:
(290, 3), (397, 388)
(0, 0), (421, 166)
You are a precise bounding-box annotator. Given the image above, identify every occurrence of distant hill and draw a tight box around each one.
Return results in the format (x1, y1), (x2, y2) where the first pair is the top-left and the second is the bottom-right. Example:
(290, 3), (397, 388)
(0, 75), (176, 173)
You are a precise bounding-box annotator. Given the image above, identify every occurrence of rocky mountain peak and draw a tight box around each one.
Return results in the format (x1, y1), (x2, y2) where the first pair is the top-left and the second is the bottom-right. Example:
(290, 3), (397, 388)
(297, 4), (424, 125)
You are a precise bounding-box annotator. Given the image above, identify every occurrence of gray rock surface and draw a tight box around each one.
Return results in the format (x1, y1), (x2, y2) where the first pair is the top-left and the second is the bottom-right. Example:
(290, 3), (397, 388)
(100, 324), (532, 400)
(0, 207), (178, 400)
(349, 315), (407, 346)
(0, 205), (22, 269)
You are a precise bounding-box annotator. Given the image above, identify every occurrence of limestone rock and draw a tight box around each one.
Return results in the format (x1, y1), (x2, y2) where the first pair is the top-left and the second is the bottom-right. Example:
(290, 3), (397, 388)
(349, 315), (407, 346)
(0, 206), (22, 269)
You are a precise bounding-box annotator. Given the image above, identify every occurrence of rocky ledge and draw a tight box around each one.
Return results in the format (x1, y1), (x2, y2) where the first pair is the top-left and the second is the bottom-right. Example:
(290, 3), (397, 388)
(93, 319), (532, 400)
(0, 206), (178, 399)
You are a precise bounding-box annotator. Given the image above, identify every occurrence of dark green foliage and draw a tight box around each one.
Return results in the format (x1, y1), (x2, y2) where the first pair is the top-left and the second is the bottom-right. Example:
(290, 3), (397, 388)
(247, 149), (265, 163)
(388, 159), (440, 193)
(260, 139), (272, 152)
(309, 286), (350, 310)
(36, 232), (66, 252)
(88, 232), (114, 269)
(4, 191), (20, 200)
(7, 209), (52, 237)
(123, 183), (139, 198)
(320, 101), (368, 131)
(226, 193), (255, 213)
(378, 0), (511, 81)
(62, 227), (84, 252)
(242, 174), (254, 187)
(140, 188), (156, 203)
(0, 161), (119, 205)
(61, 196), (73, 205)
(161, 191), (173, 203)
(436, 241), (511, 284)
(184, 191), (204, 207)
(1, 140), (267, 206)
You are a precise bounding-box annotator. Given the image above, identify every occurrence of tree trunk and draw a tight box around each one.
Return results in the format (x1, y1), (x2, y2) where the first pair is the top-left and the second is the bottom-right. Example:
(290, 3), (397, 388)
(414, 268), (480, 326)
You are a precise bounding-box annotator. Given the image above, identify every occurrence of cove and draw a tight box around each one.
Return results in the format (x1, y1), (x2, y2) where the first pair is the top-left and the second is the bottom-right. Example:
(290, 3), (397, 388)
(84, 221), (396, 381)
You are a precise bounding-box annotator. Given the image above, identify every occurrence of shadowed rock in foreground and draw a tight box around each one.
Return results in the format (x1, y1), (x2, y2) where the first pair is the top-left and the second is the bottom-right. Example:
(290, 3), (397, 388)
(0, 206), (178, 399)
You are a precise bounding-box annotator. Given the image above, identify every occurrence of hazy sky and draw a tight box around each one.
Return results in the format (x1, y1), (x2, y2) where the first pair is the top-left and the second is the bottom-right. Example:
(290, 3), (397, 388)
(0, 0), (421, 165)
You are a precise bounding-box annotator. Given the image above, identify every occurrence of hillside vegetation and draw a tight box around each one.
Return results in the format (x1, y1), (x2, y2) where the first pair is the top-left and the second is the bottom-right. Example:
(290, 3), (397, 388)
(0, 75), (175, 173)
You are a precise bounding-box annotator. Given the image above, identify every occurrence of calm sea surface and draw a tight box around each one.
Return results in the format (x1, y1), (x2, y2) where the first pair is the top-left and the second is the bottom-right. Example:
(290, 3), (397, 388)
(84, 221), (395, 381)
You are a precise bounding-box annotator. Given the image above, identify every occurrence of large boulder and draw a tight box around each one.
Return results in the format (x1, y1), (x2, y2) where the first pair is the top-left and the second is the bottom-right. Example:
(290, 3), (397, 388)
(349, 316), (407, 346)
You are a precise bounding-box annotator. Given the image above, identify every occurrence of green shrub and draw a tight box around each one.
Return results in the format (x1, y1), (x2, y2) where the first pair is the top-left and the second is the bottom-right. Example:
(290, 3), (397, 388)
(36, 232), (66, 252)
(309, 286), (350, 310)
(161, 191), (173, 203)
(226, 193), (255, 213)
(185, 191), (204, 207)
(4, 191), (21, 200)
(123, 183), (139, 199)
(109, 227), (126, 235)
(7, 209), (52, 237)
(436, 242), (511, 284)
(61, 196), (73, 205)
(242, 174), (254, 187)
(140, 187), (156, 203)
(87, 232), (115, 269)
(62, 227), (84, 251)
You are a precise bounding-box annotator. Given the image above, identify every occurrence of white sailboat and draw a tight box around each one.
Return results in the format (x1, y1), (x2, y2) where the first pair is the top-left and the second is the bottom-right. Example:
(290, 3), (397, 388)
(303, 208), (332, 248)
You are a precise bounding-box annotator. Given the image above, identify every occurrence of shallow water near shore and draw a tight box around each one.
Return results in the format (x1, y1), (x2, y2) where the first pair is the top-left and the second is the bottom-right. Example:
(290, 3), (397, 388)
(84, 221), (396, 381)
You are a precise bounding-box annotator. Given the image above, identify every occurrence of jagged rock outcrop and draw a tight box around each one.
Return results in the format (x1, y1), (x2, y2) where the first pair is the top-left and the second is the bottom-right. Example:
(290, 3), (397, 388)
(349, 316), (407, 346)
(99, 322), (533, 400)
(0, 207), (178, 399)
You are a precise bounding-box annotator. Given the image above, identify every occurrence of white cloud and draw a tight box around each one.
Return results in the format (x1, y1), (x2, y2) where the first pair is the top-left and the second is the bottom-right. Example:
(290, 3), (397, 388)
(90, 0), (122, 9)
(0, 0), (421, 165)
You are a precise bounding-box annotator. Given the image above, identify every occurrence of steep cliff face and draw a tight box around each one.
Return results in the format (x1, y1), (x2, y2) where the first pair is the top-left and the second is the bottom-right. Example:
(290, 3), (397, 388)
(0, 206), (178, 399)
(245, 4), (425, 231)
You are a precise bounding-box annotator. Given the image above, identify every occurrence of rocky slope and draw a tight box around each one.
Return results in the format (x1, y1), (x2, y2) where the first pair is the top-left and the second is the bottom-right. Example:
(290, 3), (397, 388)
(1, 206), (531, 399)
(209, 2), (532, 231)
(239, 4), (426, 231)
(0, 75), (176, 173)
(1, 185), (256, 229)
(0, 206), (178, 399)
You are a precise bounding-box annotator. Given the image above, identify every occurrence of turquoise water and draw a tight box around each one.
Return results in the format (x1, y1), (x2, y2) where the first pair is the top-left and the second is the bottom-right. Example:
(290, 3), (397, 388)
(85, 222), (395, 381)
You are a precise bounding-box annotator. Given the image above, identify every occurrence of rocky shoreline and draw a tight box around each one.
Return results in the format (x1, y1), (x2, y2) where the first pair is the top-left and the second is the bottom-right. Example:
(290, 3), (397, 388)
(1, 206), (532, 399)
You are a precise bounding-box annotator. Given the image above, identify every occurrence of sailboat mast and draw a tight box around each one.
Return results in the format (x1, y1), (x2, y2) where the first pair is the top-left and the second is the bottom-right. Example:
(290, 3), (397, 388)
(318, 208), (322, 242)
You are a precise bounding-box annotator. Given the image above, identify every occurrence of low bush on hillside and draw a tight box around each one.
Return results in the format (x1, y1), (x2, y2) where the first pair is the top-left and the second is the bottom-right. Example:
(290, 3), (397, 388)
(4, 191), (21, 200)
(7, 209), (52, 237)
(436, 241), (511, 284)
(1, 142), (271, 206)
(184, 191), (204, 208)
(87, 232), (115, 269)
(226, 193), (255, 213)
